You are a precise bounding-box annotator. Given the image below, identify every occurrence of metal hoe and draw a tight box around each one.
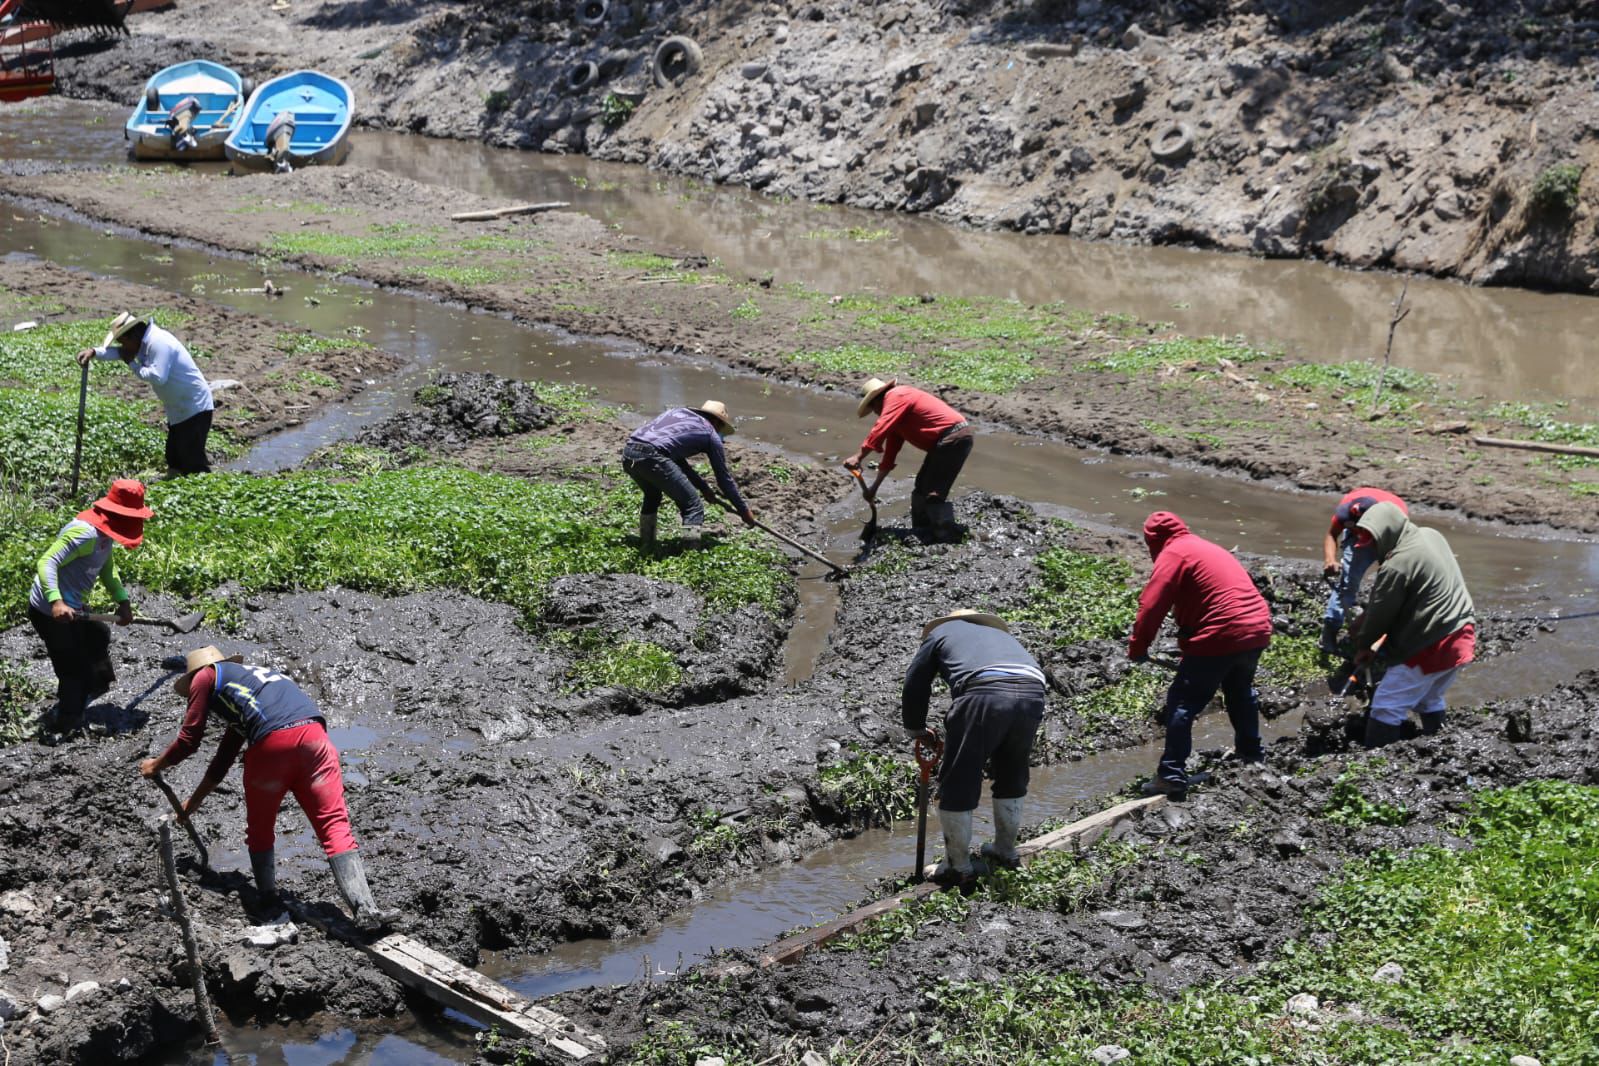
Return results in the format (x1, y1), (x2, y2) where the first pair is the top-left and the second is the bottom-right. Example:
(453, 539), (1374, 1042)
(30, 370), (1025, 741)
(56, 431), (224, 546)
(912, 734), (943, 883)
(848, 468), (878, 543)
(152, 771), (211, 873)
(707, 494), (849, 577)
(85, 610), (205, 634)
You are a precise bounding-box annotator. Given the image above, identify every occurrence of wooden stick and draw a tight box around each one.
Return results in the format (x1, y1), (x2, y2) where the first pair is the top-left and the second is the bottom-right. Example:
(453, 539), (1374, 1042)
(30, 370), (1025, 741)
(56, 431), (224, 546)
(449, 201), (569, 222)
(1473, 435), (1599, 459)
(158, 821), (221, 1046)
(1372, 280), (1411, 412)
(750, 515), (849, 577)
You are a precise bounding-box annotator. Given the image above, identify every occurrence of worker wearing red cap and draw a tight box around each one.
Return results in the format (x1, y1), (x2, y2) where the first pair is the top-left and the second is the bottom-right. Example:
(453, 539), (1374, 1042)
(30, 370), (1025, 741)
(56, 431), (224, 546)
(26, 480), (152, 734)
(1319, 487), (1407, 655)
(1128, 512), (1274, 798)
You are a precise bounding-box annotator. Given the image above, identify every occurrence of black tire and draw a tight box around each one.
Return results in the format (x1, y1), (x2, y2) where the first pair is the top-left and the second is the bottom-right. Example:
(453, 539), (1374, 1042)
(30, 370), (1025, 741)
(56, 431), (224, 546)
(652, 35), (702, 89)
(145, 85), (160, 112)
(240, 78), (256, 102)
(1149, 122), (1194, 163)
(567, 60), (600, 94)
(577, 0), (607, 28)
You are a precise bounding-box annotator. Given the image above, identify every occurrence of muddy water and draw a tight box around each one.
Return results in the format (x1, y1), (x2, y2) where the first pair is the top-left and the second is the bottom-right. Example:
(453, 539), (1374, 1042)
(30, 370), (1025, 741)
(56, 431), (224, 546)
(5, 112), (1598, 1064)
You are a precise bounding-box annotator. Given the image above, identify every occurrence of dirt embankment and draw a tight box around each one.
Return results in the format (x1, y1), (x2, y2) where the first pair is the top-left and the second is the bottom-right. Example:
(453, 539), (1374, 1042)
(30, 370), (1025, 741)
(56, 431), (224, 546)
(56, 0), (1599, 294)
(3, 163), (1593, 532)
(536, 669), (1599, 1064)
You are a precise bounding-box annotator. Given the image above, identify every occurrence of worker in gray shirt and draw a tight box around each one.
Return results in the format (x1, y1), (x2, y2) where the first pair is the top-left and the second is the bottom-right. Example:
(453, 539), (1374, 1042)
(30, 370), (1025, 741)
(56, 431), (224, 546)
(77, 311), (215, 475)
(903, 609), (1047, 886)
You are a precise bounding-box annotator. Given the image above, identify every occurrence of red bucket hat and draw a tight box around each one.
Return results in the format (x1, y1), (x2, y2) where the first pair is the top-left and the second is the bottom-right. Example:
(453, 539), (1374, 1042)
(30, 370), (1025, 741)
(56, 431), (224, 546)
(81, 479), (154, 548)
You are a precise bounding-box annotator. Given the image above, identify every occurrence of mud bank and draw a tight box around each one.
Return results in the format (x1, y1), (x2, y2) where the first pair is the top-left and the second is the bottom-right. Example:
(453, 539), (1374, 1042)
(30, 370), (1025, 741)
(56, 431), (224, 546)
(55, 1), (1599, 294)
(3, 163), (1593, 533)
(538, 669), (1599, 1064)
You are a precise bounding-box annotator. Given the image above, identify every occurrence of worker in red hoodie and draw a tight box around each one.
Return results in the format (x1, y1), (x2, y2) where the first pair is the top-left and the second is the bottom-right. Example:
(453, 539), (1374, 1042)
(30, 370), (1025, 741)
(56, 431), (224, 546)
(1128, 512), (1275, 798)
(843, 376), (974, 540)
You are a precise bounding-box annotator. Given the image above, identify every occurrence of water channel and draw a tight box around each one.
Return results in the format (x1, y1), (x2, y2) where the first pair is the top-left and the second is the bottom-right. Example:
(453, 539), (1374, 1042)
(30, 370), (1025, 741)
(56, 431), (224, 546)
(2, 104), (1596, 1065)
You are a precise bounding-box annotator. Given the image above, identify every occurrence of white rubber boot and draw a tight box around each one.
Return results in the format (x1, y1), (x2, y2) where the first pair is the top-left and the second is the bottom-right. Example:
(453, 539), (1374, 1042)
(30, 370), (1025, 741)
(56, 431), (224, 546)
(931, 808), (974, 885)
(981, 797), (1024, 869)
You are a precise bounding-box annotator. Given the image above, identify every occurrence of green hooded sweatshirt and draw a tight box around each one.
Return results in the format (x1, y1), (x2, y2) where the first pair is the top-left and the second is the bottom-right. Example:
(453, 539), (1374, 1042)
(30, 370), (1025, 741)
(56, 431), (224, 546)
(1355, 501), (1474, 664)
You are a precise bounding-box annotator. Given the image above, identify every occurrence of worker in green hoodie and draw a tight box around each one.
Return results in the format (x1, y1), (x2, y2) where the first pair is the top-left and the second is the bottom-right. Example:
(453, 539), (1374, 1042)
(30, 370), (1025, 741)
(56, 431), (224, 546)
(1350, 501), (1475, 748)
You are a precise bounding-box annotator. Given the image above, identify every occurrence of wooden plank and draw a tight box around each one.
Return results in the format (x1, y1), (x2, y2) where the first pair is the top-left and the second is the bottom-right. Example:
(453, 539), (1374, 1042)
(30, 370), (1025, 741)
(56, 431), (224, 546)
(287, 902), (607, 1060)
(1473, 434), (1599, 459)
(450, 201), (570, 222)
(718, 794), (1168, 974)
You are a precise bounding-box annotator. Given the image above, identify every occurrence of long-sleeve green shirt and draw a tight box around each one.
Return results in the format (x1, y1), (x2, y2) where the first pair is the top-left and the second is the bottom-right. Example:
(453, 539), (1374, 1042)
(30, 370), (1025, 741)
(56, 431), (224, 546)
(28, 518), (130, 614)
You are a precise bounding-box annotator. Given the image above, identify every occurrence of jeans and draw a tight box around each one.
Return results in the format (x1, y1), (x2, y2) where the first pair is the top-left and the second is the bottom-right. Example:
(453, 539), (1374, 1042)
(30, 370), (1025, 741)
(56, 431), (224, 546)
(622, 440), (704, 525)
(1323, 533), (1377, 628)
(938, 678), (1045, 811)
(1156, 647), (1264, 786)
(914, 429), (973, 502)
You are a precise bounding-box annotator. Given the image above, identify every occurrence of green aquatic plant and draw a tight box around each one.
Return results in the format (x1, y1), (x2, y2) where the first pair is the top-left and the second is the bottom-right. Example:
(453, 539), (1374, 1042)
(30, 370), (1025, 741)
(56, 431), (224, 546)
(0, 389), (165, 493)
(274, 331), (372, 358)
(1323, 764), (1410, 827)
(1085, 335), (1273, 374)
(0, 312), (196, 389)
(788, 343), (914, 375)
(1006, 548), (1138, 644)
(817, 746), (917, 826)
(564, 637), (682, 694)
(0, 658), (49, 746)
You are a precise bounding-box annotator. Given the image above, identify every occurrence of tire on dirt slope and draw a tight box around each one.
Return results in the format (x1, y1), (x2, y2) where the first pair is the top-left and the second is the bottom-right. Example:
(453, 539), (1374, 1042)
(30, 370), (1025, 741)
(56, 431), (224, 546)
(577, 0), (607, 28)
(1149, 121), (1194, 163)
(568, 60), (601, 94)
(652, 35), (702, 89)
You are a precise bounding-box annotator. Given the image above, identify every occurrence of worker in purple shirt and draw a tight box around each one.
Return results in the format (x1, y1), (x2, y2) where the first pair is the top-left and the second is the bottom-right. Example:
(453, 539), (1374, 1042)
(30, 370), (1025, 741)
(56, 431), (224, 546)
(621, 400), (754, 549)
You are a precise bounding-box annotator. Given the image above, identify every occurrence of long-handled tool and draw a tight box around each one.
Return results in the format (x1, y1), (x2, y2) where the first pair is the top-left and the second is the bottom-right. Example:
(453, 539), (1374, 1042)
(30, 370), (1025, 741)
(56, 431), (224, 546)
(86, 610), (205, 634)
(912, 734), (943, 883)
(152, 771), (211, 872)
(848, 468), (878, 544)
(709, 495), (848, 578)
(69, 361), (89, 499)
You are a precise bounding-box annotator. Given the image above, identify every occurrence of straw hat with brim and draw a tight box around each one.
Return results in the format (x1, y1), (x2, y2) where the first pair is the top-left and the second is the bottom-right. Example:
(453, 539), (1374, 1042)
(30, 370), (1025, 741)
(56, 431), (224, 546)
(695, 400), (735, 435)
(101, 311), (145, 350)
(173, 646), (244, 698)
(857, 377), (897, 418)
(922, 609), (1010, 640)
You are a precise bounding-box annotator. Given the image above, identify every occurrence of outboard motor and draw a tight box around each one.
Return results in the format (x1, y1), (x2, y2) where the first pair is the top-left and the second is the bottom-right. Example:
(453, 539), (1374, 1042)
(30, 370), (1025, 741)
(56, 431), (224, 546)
(265, 111), (296, 174)
(164, 95), (202, 151)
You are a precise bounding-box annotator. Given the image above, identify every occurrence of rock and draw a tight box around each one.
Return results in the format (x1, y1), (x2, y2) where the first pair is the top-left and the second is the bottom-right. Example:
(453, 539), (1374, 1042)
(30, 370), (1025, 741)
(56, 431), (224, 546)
(227, 953), (265, 984)
(0, 892), (36, 919)
(1427, 420), (1471, 434)
(1111, 77), (1148, 110)
(1269, 829), (1306, 858)
(36, 993), (65, 1014)
(1095, 909), (1147, 931)
(801, 1052), (827, 1066)
(1091, 1047), (1132, 1065)
(0, 936), (7, 973)
(64, 980), (99, 1002)
(1505, 708), (1534, 743)
(1510, 1057), (1542, 1066)
(243, 917), (299, 948)
(693, 1058), (727, 1066)
(0, 990), (19, 1021)
(1371, 961), (1404, 984)
(647, 835), (685, 864)
(1286, 992), (1319, 1015)
(740, 62), (767, 79)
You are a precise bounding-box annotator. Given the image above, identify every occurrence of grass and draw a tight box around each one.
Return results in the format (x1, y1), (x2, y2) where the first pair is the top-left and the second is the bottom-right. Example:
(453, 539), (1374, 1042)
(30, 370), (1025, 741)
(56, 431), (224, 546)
(817, 746), (917, 826)
(3, 467), (791, 631)
(414, 264), (512, 286)
(919, 346), (1038, 392)
(1006, 548), (1138, 644)
(275, 331), (372, 358)
(1270, 360), (1436, 411)
(0, 312), (196, 390)
(788, 343), (914, 375)
(1085, 335), (1272, 374)
(1490, 403), (1599, 470)
(607, 252), (680, 272)
(899, 781), (1599, 1065)
(564, 637), (682, 693)
(729, 296), (762, 321)
(0, 658), (49, 746)
(265, 223), (445, 263)
(1323, 764), (1410, 827)
(0, 389), (165, 492)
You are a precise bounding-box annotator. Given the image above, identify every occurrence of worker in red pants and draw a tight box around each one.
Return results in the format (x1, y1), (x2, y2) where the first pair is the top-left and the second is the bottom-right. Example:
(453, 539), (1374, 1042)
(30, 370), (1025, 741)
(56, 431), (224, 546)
(139, 646), (396, 930)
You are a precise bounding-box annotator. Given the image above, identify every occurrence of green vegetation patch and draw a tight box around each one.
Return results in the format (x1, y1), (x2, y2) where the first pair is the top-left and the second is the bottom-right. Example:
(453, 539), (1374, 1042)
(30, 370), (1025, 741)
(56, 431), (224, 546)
(0, 312), (196, 389)
(1007, 548), (1138, 644)
(564, 637), (682, 694)
(265, 223), (445, 263)
(1068, 665), (1167, 730)
(0, 657), (50, 746)
(0, 389), (165, 493)
(413, 264), (513, 287)
(1086, 334), (1272, 375)
(1323, 764), (1410, 827)
(918, 346), (1039, 392)
(106, 468), (790, 627)
(817, 746), (917, 826)
(788, 343), (914, 376)
(907, 781), (1599, 1065)
(275, 331), (372, 358)
(1491, 403), (1599, 470)
(1530, 162), (1583, 216)
(1269, 360), (1436, 412)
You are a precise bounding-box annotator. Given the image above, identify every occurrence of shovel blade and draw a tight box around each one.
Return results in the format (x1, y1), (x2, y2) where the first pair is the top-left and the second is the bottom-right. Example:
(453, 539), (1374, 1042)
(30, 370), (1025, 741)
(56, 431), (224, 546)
(168, 611), (205, 635)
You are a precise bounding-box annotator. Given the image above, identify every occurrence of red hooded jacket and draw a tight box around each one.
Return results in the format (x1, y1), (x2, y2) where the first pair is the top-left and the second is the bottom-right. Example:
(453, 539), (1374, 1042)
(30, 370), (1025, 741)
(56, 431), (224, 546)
(1128, 512), (1274, 659)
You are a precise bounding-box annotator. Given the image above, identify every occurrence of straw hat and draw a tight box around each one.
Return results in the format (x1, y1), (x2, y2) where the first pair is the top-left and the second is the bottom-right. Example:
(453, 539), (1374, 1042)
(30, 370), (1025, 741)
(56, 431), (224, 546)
(856, 377), (897, 418)
(695, 400), (734, 435)
(922, 609), (1010, 640)
(80, 479), (154, 548)
(173, 646), (244, 698)
(101, 311), (145, 350)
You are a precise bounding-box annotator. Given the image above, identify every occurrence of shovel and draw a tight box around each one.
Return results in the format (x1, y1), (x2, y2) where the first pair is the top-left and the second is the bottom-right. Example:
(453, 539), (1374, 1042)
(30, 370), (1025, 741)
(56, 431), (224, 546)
(848, 468), (878, 543)
(86, 610), (205, 635)
(912, 734), (943, 883)
(707, 495), (849, 578)
(152, 771), (211, 872)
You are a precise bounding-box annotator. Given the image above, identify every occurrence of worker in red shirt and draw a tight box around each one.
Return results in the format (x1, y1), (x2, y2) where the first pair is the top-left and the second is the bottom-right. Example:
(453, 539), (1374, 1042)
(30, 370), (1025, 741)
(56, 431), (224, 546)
(1128, 512), (1274, 798)
(842, 377), (974, 540)
(1319, 487), (1407, 655)
(139, 646), (397, 931)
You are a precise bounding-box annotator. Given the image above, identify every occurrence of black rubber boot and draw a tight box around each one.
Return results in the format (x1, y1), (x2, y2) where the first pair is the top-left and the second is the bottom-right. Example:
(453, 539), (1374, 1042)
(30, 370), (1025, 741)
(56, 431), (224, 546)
(909, 491), (932, 530)
(1318, 618), (1342, 656)
(1420, 711), (1446, 736)
(250, 849), (282, 914)
(1363, 719), (1404, 749)
(638, 512), (657, 551)
(328, 850), (397, 932)
(47, 678), (88, 735)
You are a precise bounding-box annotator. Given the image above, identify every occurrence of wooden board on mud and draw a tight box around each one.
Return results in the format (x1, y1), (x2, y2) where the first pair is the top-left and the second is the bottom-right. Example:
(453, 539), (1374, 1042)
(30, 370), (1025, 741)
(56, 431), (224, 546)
(289, 902), (608, 1061)
(709, 794), (1167, 974)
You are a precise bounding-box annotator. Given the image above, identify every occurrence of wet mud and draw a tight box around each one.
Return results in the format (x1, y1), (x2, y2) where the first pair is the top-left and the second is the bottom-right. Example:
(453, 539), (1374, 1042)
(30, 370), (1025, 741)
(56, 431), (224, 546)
(1, 161), (1591, 533)
(540, 670), (1599, 1065)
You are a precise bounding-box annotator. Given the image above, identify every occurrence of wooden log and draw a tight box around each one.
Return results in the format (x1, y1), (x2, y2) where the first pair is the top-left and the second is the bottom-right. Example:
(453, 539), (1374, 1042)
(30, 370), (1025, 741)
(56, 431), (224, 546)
(713, 794), (1168, 974)
(157, 821), (221, 1047)
(449, 202), (570, 222)
(1473, 435), (1599, 459)
(287, 902), (606, 1061)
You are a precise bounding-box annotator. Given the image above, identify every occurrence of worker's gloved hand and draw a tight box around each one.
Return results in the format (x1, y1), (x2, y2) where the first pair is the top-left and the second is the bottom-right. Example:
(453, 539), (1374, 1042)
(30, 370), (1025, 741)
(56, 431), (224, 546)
(1323, 563), (1341, 579)
(50, 601), (77, 623)
(907, 727), (940, 745)
(75, 347), (96, 368)
(739, 508), (756, 527)
(114, 601), (134, 626)
(138, 757), (160, 779)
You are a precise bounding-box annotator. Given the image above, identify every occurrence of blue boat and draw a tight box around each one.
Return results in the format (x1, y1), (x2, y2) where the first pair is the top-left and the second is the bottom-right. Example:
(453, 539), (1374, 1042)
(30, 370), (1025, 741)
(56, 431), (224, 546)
(224, 69), (354, 173)
(125, 60), (249, 161)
